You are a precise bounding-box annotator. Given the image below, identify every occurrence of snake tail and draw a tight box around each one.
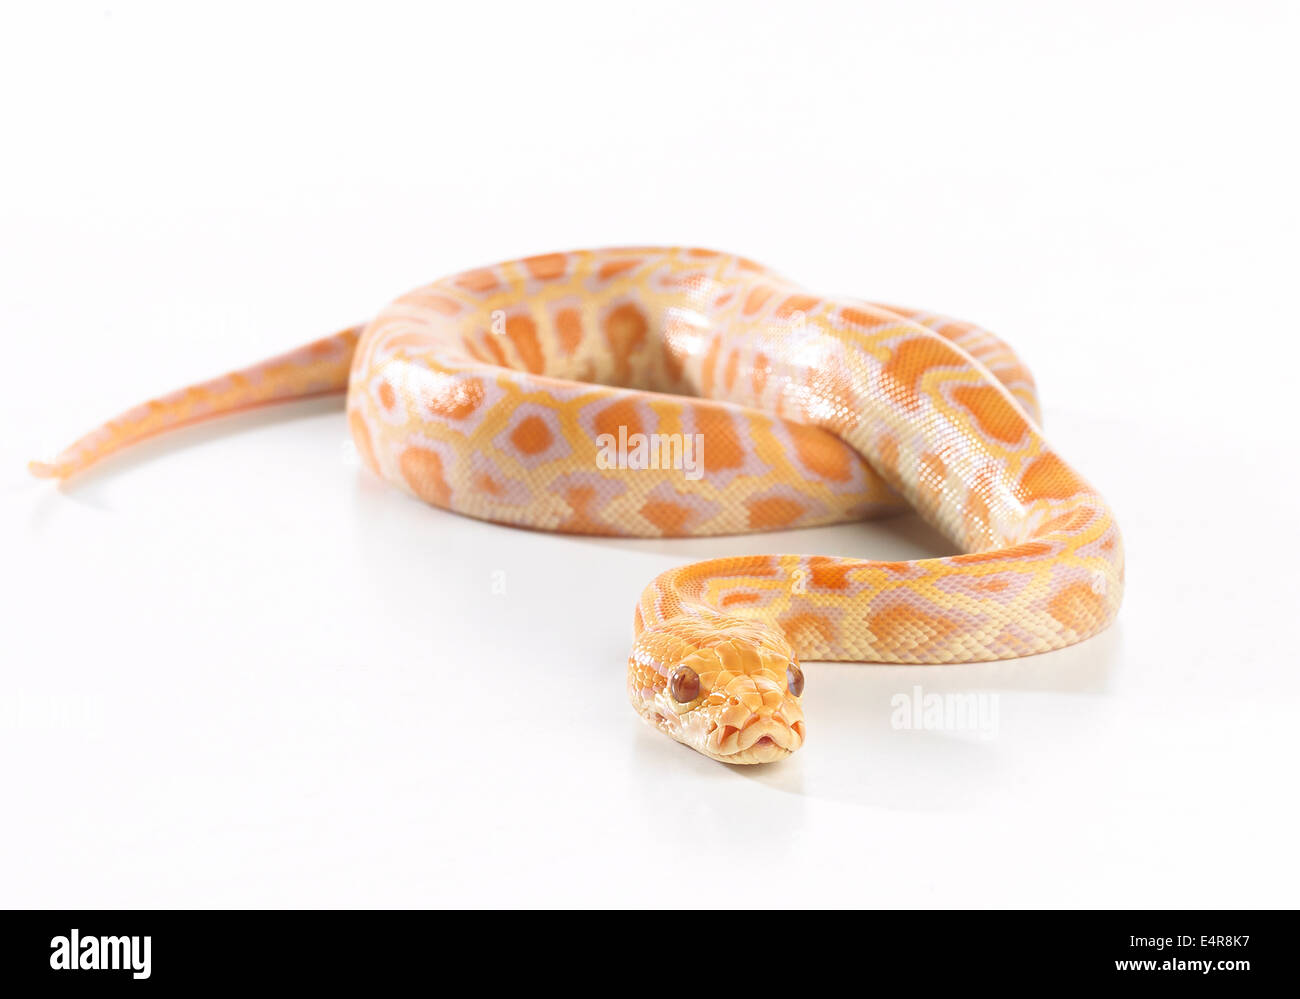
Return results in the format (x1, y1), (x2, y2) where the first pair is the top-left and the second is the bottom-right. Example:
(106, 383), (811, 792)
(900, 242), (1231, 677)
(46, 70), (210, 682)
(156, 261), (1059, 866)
(28, 326), (362, 479)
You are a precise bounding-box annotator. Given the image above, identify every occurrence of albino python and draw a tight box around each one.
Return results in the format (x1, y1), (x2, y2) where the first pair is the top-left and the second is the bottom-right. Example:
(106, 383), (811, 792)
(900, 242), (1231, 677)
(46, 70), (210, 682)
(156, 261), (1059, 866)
(32, 247), (1124, 764)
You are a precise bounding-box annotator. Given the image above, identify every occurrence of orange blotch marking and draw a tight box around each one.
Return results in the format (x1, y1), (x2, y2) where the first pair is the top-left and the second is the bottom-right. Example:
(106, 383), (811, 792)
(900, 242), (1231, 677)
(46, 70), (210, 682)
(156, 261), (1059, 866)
(555, 308), (583, 356)
(400, 446), (451, 507)
(377, 380), (396, 410)
(509, 415), (553, 455)
(1047, 583), (1106, 635)
(746, 496), (805, 530)
(597, 258), (641, 280)
(594, 397), (646, 440)
(603, 303), (648, 376)
(559, 485), (607, 534)
(693, 408), (746, 472)
(808, 556), (853, 590)
(788, 421), (853, 483)
(505, 315), (545, 373)
(951, 384), (1029, 445)
(454, 269), (498, 293)
(474, 472), (505, 497)
(775, 294), (818, 318)
(974, 578), (1010, 593)
(719, 591), (762, 608)
(715, 291), (734, 308)
(640, 500), (692, 535)
(839, 305), (881, 327)
(742, 285), (776, 316)
(751, 353), (770, 395)
(1019, 453), (1086, 501)
(482, 334), (509, 367)
(881, 336), (955, 409)
(869, 606), (961, 649)
(523, 253), (567, 280)
(595, 398), (644, 442)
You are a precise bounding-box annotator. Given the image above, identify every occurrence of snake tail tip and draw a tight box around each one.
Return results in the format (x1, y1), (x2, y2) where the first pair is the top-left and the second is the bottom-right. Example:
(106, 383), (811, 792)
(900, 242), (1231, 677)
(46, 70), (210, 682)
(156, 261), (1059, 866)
(28, 459), (62, 479)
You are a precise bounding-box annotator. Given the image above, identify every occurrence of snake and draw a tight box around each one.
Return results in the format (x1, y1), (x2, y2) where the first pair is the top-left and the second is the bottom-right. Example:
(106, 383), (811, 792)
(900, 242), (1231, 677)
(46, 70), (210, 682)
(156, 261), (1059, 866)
(31, 247), (1124, 765)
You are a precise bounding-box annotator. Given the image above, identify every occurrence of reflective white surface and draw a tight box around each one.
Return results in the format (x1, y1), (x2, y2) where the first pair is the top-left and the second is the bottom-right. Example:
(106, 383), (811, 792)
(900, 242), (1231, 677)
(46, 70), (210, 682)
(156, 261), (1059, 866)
(2, 0), (1296, 907)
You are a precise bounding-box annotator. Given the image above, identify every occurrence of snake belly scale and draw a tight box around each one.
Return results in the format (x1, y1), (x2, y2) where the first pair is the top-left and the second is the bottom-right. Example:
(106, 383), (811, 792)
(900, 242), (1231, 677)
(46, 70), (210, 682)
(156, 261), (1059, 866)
(31, 247), (1124, 765)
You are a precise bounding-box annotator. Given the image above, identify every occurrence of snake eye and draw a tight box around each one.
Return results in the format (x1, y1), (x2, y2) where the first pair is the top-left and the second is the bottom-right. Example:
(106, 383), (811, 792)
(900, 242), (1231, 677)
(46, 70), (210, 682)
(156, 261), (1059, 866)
(668, 665), (700, 703)
(786, 661), (805, 697)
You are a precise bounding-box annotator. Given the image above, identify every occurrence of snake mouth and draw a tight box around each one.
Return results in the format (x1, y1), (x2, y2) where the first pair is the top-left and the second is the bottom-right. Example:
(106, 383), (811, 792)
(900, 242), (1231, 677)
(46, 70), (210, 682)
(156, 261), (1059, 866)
(711, 715), (805, 764)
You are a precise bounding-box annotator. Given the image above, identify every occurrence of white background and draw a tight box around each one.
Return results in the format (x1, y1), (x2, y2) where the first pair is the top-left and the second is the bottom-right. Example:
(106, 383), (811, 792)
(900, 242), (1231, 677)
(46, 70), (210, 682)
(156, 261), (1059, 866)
(2, 1), (1297, 907)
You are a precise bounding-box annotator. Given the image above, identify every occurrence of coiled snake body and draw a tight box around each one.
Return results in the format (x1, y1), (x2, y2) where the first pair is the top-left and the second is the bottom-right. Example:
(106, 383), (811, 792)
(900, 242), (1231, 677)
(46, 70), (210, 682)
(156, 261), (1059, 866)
(32, 247), (1124, 764)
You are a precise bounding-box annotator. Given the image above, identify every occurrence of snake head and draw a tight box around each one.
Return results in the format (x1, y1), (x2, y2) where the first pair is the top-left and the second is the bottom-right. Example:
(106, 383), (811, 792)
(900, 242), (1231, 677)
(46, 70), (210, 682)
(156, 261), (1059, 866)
(628, 618), (806, 764)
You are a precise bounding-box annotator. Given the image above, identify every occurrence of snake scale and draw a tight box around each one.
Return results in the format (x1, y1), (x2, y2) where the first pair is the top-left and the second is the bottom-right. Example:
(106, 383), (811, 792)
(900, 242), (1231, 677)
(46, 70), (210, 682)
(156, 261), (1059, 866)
(32, 247), (1124, 764)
